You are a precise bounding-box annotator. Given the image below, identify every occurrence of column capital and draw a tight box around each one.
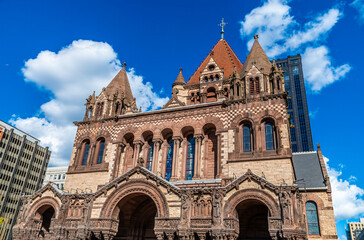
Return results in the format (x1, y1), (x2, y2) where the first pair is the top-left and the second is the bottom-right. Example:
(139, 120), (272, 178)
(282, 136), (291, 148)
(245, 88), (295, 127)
(194, 134), (204, 140)
(133, 140), (144, 146)
(172, 136), (183, 142)
(114, 141), (126, 148)
(152, 138), (163, 145)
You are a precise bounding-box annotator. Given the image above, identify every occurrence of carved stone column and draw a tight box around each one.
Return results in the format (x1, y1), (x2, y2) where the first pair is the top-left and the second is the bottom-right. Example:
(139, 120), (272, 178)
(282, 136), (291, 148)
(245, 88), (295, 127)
(216, 132), (222, 178)
(170, 136), (182, 181)
(88, 144), (96, 166)
(193, 134), (204, 180)
(133, 140), (143, 166)
(112, 142), (125, 180)
(201, 93), (207, 103)
(152, 138), (162, 173)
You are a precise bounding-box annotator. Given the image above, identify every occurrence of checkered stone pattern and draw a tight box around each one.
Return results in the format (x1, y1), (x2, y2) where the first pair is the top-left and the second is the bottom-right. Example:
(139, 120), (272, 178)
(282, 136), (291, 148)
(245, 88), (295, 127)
(75, 103), (286, 141)
(217, 103), (287, 128)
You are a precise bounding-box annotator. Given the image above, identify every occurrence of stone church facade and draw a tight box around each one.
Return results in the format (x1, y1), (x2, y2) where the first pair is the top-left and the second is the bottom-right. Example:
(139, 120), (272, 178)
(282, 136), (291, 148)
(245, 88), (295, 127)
(13, 35), (337, 240)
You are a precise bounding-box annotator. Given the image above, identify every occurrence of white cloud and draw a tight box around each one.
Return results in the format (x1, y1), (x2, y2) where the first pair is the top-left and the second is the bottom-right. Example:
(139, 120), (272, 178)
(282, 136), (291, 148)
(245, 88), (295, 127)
(325, 156), (364, 220)
(11, 39), (168, 166)
(240, 0), (350, 92)
(240, 0), (294, 57)
(351, 0), (364, 23)
(302, 46), (351, 91)
(286, 8), (342, 49)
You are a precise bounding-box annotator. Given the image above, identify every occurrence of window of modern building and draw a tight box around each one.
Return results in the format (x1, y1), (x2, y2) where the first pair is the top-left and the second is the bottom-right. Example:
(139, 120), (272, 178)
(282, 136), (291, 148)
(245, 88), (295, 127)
(290, 127), (297, 142)
(290, 59), (298, 64)
(292, 144), (298, 152)
(243, 125), (251, 152)
(165, 138), (174, 181)
(186, 135), (195, 180)
(265, 123), (275, 150)
(97, 138), (105, 164)
(292, 66), (299, 74)
(306, 201), (320, 235)
(82, 140), (90, 165)
(146, 140), (154, 171)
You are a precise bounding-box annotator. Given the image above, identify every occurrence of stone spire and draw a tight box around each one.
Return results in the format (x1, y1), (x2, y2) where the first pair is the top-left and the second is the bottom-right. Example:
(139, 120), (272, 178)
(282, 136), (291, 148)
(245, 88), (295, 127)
(240, 34), (272, 76)
(172, 68), (186, 87)
(104, 62), (134, 103)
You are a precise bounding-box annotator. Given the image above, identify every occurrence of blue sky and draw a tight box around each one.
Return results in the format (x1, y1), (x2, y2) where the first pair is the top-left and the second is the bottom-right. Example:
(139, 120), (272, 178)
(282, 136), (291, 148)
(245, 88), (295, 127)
(0, 0), (363, 238)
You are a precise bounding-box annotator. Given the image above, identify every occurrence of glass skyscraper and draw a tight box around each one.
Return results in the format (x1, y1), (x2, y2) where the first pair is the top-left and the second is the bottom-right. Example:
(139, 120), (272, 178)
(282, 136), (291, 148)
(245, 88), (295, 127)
(276, 55), (314, 152)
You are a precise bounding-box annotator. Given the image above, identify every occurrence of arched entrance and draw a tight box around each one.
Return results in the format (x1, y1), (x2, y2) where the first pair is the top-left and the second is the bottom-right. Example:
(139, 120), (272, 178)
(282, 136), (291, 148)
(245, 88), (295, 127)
(236, 199), (271, 240)
(114, 193), (157, 240)
(34, 205), (55, 238)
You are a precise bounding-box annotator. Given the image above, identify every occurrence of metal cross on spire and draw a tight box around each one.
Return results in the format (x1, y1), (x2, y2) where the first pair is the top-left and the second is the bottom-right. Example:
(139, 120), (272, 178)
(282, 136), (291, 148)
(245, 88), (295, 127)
(218, 18), (227, 40)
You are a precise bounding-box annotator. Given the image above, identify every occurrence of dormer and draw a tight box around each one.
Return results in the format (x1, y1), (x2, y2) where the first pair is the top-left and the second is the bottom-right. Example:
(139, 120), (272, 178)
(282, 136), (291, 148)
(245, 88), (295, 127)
(199, 57), (224, 83)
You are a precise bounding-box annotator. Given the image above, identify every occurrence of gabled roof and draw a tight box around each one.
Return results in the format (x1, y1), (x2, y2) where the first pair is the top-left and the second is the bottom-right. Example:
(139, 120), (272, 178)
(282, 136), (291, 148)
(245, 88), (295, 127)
(187, 39), (243, 84)
(104, 63), (134, 102)
(240, 35), (272, 76)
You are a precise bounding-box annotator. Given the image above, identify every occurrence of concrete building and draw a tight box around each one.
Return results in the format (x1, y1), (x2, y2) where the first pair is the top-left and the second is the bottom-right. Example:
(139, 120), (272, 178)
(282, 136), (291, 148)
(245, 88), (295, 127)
(347, 219), (364, 240)
(13, 33), (337, 240)
(356, 229), (364, 240)
(0, 120), (51, 239)
(276, 55), (314, 152)
(42, 166), (68, 190)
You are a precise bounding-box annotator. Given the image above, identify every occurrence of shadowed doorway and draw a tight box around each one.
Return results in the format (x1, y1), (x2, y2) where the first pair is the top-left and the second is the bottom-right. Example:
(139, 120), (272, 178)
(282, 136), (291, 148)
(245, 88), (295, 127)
(114, 193), (157, 240)
(236, 199), (271, 240)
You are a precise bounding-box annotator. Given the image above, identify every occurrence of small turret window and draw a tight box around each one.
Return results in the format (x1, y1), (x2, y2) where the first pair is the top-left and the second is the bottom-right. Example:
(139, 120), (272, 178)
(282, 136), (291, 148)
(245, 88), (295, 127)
(208, 64), (215, 71)
(215, 74), (219, 81)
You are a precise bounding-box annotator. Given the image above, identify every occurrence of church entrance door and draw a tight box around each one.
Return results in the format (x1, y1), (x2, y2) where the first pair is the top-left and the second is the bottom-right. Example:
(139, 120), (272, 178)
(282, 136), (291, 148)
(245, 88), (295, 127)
(114, 193), (157, 240)
(236, 199), (271, 240)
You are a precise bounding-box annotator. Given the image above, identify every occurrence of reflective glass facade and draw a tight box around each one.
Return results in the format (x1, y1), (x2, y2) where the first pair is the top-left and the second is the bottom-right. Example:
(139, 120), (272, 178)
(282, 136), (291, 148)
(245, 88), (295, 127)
(276, 55), (314, 152)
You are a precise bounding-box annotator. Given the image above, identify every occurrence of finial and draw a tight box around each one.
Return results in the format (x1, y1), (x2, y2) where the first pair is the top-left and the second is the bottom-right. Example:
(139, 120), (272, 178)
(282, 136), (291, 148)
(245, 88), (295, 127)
(218, 18), (227, 40)
(254, 34), (259, 40)
(179, 67), (183, 72)
(122, 62), (127, 68)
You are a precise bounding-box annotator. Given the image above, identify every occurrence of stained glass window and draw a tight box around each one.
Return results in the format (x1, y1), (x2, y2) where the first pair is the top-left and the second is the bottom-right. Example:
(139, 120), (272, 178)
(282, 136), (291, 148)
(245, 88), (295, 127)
(306, 201), (320, 235)
(186, 135), (195, 180)
(146, 140), (154, 171)
(165, 138), (174, 181)
(97, 140), (105, 164)
(82, 141), (90, 165)
(243, 125), (251, 152)
(265, 123), (274, 150)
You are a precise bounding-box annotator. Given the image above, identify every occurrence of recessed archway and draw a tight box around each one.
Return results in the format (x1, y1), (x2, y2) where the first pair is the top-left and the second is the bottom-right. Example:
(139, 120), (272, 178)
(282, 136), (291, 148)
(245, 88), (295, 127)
(113, 193), (157, 240)
(34, 205), (55, 238)
(235, 199), (271, 240)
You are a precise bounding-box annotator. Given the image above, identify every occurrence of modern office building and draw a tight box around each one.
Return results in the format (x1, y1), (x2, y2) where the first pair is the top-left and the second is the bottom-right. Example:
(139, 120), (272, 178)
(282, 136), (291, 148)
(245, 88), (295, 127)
(0, 120), (51, 239)
(42, 166), (67, 190)
(276, 55), (314, 152)
(347, 219), (364, 240)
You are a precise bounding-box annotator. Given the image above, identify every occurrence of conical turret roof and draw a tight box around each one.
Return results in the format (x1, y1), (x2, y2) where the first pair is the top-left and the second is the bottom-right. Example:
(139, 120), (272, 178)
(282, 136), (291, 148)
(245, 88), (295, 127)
(240, 35), (272, 76)
(172, 68), (186, 87)
(187, 39), (243, 84)
(105, 63), (134, 102)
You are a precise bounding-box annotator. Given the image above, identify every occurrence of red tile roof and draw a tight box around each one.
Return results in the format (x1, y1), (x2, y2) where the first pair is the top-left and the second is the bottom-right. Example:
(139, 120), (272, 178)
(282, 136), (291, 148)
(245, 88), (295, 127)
(187, 39), (243, 85)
